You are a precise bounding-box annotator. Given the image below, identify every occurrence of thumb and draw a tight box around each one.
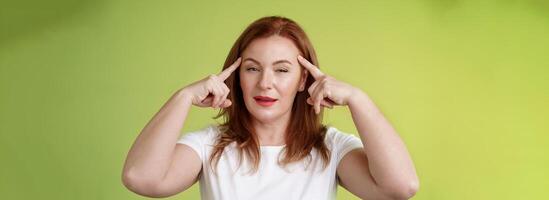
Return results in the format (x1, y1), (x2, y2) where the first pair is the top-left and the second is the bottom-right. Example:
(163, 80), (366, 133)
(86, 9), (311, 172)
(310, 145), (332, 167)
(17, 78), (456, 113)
(220, 99), (232, 108)
(307, 97), (314, 105)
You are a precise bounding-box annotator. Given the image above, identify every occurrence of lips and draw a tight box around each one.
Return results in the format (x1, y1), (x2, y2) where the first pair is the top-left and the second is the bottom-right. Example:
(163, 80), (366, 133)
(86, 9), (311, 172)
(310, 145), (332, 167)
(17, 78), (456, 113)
(253, 96), (278, 107)
(253, 96), (277, 101)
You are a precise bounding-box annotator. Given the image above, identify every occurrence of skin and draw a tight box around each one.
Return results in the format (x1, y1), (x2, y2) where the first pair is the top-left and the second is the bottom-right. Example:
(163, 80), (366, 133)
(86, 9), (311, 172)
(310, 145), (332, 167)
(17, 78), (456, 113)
(239, 35), (307, 145)
(297, 55), (420, 199)
(121, 35), (419, 199)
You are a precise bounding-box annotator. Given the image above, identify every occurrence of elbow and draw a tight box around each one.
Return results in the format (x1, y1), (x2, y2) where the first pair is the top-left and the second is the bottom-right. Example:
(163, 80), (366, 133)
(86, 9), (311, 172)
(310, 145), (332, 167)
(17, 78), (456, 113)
(122, 171), (142, 194)
(380, 179), (420, 200)
(401, 179), (420, 199)
(122, 170), (170, 198)
(396, 180), (419, 199)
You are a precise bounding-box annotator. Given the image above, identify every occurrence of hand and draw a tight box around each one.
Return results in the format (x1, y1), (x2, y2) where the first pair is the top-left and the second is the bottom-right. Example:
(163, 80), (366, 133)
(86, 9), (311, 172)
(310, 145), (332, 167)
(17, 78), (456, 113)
(181, 57), (241, 108)
(297, 55), (358, 114)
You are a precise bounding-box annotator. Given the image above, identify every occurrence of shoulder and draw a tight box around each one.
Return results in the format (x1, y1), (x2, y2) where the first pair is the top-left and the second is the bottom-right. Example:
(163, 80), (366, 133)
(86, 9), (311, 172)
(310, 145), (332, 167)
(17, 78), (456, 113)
(324, 126), (364, 163)
(324, 126), (362, 146)
(176, 124), (221, 161)
(176, 124), (221, 145)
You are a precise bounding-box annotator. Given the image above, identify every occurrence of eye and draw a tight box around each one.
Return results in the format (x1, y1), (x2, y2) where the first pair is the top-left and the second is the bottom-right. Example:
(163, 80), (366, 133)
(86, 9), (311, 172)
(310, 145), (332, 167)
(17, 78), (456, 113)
(276, 68), (289, 73)
(246, 67), (260, 72)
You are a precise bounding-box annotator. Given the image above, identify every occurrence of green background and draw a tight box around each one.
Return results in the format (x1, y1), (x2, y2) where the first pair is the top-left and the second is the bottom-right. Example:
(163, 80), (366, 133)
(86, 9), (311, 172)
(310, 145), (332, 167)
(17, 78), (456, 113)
(1, 0), (548, 199)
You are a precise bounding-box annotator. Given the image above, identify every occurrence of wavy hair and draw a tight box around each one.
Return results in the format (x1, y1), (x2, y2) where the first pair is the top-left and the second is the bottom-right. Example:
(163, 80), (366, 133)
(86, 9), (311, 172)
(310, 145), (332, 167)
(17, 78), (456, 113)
(210, 16), (330, 174)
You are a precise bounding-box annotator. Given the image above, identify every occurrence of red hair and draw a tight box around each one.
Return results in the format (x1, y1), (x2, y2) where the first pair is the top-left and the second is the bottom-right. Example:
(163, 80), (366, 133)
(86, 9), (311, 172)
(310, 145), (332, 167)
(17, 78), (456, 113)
(210, 16), (330, 174)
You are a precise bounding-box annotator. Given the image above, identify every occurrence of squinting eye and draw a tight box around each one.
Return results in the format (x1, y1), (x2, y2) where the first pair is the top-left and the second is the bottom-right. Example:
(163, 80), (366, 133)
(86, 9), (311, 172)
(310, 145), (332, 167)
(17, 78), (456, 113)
(246, 67), (259, 72)
(276, 69), (289, 73)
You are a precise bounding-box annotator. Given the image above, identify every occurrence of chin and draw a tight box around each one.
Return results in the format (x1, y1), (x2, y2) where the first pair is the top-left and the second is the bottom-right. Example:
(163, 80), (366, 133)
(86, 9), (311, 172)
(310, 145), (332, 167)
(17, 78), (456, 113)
(249, 110), (280, 123)
(246, 106), (289, 124)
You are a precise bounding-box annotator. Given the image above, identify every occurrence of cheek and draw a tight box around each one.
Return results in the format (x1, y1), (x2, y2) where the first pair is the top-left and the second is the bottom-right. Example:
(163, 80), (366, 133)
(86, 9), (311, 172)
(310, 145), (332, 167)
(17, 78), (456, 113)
(274, 80), (299, 102)
(239, 74), (254, 96)
(278, 73), (301, 90)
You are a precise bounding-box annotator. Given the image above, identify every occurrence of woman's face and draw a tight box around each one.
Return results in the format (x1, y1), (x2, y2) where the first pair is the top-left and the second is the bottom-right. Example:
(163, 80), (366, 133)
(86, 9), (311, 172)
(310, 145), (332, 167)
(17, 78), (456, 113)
(239, 35), (307, 124)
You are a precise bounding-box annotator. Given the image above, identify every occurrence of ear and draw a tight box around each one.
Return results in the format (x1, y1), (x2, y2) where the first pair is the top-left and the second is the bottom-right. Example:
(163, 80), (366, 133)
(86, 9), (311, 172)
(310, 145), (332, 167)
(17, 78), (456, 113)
(298, 69), (308, 92)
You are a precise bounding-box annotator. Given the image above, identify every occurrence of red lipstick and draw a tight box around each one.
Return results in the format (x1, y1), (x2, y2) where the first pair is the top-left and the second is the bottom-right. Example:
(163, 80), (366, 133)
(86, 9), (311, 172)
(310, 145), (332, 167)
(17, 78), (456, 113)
(253, 96), (278, 107)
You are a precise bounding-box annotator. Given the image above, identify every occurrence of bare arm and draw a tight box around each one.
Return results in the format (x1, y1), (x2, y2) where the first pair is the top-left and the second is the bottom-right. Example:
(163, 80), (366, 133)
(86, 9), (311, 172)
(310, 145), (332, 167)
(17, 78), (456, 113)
(296, 55), (418, 199)
(338, 90), (419, 200)
(121, 89), (201, 197)
(121, 58), (241, 197)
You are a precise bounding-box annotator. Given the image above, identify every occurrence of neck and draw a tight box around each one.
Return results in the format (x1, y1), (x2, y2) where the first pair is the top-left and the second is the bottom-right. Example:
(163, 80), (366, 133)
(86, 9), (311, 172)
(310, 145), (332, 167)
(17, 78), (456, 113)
(252, 111), (292, 146)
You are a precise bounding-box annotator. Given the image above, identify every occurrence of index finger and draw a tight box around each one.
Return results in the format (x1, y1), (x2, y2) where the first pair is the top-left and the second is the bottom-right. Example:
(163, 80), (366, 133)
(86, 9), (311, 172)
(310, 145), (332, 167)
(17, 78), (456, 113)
(297, 55), (324, 79)
(217, 57), (242, 81)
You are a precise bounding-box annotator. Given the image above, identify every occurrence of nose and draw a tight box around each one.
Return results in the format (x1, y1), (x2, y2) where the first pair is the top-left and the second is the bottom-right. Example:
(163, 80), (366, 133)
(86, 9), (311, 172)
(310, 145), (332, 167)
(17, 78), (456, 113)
(258, 70), (274, 90)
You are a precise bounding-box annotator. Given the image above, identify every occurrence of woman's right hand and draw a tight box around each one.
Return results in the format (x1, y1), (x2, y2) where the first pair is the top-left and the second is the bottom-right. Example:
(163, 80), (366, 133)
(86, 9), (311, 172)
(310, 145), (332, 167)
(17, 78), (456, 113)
(180, 57), (241, 108)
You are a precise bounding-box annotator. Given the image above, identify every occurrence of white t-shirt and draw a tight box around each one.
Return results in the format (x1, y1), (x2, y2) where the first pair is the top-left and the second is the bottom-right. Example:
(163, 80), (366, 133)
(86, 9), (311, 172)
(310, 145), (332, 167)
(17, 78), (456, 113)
(176, 124), (364, 200)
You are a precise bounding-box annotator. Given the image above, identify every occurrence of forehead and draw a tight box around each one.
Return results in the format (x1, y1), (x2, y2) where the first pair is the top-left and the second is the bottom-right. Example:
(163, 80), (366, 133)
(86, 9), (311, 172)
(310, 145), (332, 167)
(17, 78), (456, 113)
(241, 35), (300, 64)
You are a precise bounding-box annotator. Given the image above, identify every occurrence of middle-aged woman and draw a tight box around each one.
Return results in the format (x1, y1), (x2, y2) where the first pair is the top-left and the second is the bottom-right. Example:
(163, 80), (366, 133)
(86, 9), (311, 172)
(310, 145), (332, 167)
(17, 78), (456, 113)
(122, 16), (419, 200)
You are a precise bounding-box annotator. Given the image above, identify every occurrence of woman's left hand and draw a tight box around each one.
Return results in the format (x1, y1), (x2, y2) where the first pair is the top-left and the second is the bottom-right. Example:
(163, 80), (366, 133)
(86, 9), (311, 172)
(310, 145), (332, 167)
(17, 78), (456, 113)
(297, 55), (360, 114)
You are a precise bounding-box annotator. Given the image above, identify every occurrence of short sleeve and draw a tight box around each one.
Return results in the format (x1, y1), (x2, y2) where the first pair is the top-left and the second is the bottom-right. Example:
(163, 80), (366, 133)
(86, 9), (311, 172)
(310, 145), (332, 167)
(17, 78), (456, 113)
(329, 127), (364, 165)
(176, 125), (214, 161)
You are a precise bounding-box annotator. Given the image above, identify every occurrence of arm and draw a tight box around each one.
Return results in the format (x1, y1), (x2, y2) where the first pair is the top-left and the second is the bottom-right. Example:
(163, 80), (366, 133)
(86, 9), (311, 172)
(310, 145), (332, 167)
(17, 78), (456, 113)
(122, 58), (241, 197)
(121, 89), (202, 198)
(121, 58), (240, 197)
(296, 55), (419, 199)
(337, 89), (419, 199)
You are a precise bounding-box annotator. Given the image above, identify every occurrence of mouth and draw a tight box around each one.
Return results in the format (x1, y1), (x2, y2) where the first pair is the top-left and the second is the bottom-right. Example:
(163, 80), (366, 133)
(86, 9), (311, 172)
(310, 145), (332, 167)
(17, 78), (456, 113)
(253, 96), (278, 107)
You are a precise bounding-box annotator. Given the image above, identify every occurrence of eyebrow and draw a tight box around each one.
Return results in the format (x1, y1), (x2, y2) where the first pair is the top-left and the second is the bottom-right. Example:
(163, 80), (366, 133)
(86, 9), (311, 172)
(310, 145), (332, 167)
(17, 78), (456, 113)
(243, 58), (292, 66)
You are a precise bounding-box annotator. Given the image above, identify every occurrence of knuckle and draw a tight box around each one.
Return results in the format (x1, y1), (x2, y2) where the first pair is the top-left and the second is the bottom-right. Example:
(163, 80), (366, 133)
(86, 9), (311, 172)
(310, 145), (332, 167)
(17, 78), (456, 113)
(308, 87), (314, 94)
(208, 74), (218, 81)
(314, 94), (320, 101)
(207, 83), (216, 90)
(321, 77), (329, 83)
(319, 75), (327, 80)
(206, 79), (216, 86)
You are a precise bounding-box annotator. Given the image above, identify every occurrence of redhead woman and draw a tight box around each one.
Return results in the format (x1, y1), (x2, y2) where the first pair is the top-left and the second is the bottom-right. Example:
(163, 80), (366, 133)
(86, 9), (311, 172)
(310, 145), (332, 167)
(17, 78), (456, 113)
(122, 16), (419, 200)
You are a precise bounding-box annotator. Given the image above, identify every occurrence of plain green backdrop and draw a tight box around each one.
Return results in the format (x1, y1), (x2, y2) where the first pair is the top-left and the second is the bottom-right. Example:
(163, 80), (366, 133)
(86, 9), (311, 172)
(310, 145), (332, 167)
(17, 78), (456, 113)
(1, 0), (548, 199)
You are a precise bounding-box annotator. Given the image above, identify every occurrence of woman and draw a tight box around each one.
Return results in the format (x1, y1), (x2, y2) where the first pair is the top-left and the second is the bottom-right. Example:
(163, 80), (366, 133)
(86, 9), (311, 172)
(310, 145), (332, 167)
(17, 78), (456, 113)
(122, 16), (419, 200)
